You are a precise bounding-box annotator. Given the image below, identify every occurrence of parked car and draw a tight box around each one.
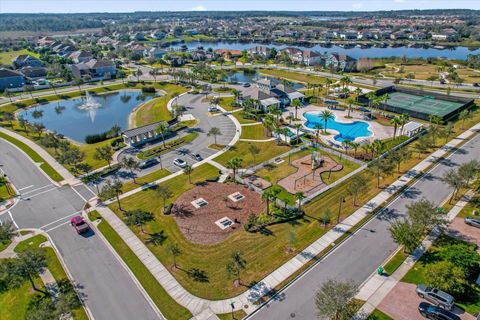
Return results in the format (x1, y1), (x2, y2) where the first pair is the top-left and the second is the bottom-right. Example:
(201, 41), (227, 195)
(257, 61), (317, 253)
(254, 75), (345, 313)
(242, 82), (251, 87)
(464, 216), (480, 228)
(418, 302), (460, 320)
(173, 158), (187, 168)
(70, 215), (90, 234)
(416, 285), (455, 310)
(139, 158), (158, 169)
(208, 106), (219, 112)
(190, 153), (202, 161)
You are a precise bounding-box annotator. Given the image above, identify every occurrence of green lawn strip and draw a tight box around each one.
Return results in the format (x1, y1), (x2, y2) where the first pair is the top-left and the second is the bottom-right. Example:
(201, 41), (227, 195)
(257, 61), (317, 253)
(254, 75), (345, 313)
(0, 184), (14, 202)
(76, 138), (118, 170)
(0, 239), (12, 252)
(383, 249), (409, 275)
(457, 193), (480, 218)
(215, 141), (291, 168)
(135, 84), (188, 126)
(137, 131), (199, 160)
(258, 69), (327, 85)
(14, 234), (88, 319)
(0, 49), (39, 65)
(122, 168), (171, 192)
(368, 309), (393, 320)
(240, 123), (269, 140)
(402, 235), (480, 314)
(90, 211), (192, 320)
(218, 97), (240, 112)
(0, 131), (63, 182)
(217, 309), (247, 320)
(232, 111), (258, 124)
(0, 279), (44, 320)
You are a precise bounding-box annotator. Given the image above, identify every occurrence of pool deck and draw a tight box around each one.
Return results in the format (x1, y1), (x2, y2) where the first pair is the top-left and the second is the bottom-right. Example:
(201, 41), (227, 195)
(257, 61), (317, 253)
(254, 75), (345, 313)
(283, 104), (394, 147)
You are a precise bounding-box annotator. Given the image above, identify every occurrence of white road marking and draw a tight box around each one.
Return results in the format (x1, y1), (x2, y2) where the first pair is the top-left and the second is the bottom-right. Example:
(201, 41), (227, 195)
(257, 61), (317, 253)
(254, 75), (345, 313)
(38, 210), (82, 230)
(21, 184), (52, 195)
(17, 184), (34, 191)
(23, 187), (57, 199)
(43, 220), (71, 233)
(8, 211), (18, 229)
(71, 186), (88, 202)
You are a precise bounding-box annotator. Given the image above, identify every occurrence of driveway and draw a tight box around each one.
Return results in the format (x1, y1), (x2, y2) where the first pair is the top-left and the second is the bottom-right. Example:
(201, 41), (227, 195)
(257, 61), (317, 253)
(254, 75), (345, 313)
(378, 282), (475, 320)
(447, 217), (480, 248)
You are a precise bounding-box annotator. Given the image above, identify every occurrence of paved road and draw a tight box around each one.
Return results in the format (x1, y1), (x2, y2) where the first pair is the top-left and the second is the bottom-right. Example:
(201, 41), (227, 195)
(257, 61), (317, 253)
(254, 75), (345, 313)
(0, 138), (161, 320)
(249, 132), (480, 320)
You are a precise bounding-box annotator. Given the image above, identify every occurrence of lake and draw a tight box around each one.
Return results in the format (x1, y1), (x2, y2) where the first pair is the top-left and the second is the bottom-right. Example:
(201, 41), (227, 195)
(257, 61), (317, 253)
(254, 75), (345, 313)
(171, 41), (480, 60)
(224, 70), (304, 89)
(21, 90), (154, 143)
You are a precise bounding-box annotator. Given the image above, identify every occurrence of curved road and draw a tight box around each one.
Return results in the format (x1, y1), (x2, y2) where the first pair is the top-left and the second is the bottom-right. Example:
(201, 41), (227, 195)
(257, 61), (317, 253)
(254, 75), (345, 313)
(0, 138), (161, 320)
(248, 132), (480, 319)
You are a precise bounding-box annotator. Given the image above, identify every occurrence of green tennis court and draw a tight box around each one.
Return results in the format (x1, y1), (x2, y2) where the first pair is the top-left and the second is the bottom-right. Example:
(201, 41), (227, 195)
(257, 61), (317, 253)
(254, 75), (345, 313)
(386, 92), (465, 118)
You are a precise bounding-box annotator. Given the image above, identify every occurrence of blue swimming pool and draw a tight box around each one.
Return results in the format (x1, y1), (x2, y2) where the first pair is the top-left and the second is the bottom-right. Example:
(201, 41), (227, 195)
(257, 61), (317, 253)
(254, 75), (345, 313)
(304, 112), (372, 142)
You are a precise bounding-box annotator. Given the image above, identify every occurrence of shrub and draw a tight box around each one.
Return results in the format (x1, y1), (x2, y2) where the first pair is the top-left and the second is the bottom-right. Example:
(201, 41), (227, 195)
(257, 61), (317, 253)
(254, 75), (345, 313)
(163, 204), (173, 215)
(141, 86), (156, 93)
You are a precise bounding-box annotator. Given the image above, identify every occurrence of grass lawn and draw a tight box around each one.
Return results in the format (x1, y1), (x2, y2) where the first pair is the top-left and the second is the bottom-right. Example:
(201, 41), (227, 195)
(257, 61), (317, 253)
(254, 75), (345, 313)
(13, 234), (89, 319)
(214, 141), (291, 168)
(383, 249), (409, 275)
(458, 193), (480, 218)
(89, 211), (192, 320)
(76, 138), (118, 170)
(218, 97), (240, 112)
(0, 131), (63, 182)
(258, 69), (327, 85)
(402, 235), (480, 314)
(135, 84), (188, 126)
(368, 309), (393, 320)
(0, 49), (39, 65)
(122, 168), (171, 192)
(231, 112), (259, 124)
(240, 123), (269, 140)
(0, 239), (12, 252)
(0, 280), (44, 320)
(0, 184), (14, 202)
(217, 310), (247, 320)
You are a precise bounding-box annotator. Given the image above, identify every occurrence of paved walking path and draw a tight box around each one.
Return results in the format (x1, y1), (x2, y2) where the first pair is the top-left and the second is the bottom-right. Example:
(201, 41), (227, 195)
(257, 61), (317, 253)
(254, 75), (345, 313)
(239, 138), (276, 142)
(95, 121), (480, 316)
(0, 127), (77, 185)
(355, 190), (474, 318)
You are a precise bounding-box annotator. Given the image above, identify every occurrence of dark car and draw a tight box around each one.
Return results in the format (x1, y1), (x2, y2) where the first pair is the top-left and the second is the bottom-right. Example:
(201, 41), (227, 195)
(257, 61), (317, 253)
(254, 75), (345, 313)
(190, 153), (203, 161)
(139, 158), (158, 169)
(418, 302), (460, 320)
(464, 216), (480, 228)
(242, 83), (251, 87)
(416, 285), (455, 310)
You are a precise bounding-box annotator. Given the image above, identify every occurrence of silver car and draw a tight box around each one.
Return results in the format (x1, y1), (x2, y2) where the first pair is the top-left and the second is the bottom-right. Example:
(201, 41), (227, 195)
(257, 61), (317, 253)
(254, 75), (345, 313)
(416, 284), (455, 310)
(464, 217), (480, 228)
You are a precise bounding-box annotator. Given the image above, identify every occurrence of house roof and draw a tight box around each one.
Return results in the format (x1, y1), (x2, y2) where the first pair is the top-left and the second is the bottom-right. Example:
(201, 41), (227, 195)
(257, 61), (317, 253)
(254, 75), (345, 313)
(19, 67), (47, 78)
(403, 121), (423, 133)
(122, 120), (167, 139)
(287, 92), (305, 100)
(85, 59), (115, 68)
(0, 68), (23, 78)
(260, 97), (280, 107)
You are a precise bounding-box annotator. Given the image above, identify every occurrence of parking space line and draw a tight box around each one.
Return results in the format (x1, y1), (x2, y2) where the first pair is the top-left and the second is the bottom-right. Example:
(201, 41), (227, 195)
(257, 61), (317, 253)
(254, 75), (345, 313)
(8, 211), (18, 229)
(38, 210), (82, 230)
(23, 187), (57, 199)
(17, 184), (34, 191)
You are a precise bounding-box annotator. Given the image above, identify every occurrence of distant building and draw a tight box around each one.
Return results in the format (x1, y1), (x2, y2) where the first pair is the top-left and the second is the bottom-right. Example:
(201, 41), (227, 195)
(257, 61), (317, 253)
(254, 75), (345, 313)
(242, 78), (304, 111)
(144, 47), (167, 59)
(214, 49), (243, 59)
(431, 30), (458, 41)
(0, 68), (25, 91)
(19, 67), (47, 79)
(13, 54), (43, 69)
(97, 36), (114, 45)
(279, 47), (322, 66)
(70, 59), (117, 79)
(150, 30), (166, 40)
(247, 46), (270, 57)
(68, 50), (94, 63)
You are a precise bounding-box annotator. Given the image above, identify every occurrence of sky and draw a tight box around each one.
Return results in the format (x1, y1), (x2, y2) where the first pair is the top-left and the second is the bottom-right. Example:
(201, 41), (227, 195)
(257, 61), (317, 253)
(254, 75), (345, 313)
(1, 0), (479, 13)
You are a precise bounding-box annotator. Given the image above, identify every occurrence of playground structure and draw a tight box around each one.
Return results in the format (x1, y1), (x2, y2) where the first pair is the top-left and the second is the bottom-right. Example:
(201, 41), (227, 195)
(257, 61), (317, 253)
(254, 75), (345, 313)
(278, 152), (343, 196)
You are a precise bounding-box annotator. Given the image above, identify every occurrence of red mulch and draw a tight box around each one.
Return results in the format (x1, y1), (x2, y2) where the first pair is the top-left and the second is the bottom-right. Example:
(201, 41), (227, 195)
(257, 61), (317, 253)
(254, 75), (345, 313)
(172, 182), (265, 244)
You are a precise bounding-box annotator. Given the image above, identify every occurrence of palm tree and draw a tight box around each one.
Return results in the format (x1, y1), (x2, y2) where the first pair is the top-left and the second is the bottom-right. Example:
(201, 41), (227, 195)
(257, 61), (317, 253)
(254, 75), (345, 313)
(155, 122), (169, 148)
(183, 164), (194, 184)
(293, 123), (302, 142)
(314, 123), (323, 144)
(291, 99), (301, 119)
(263, 115), (276, 137)
(442, 169), (465, 204)
(226, 251), (246, 285)
(365, 92), (377, 111)
(346, 97), (355, 118)
(226, 157), (243, 181)
(381, 93), (390, 111)
(320, 110), (334, 134)
(295, 192), (305, 210)
(371, 139), (385, 158)
(458, 109), (469, 130)
(207, 127), (222, 145)
(262, 189), (275, 215)
(350, 141), (360, 157)
(398, 114), (410, 135)
(168, 243), (181, 269)
(155, 185), (173, 210)
(390, 116), (401, 139)
(341, 140), (351, 155)
(324, 78), (333, 98)
(354, 87), (363, 102)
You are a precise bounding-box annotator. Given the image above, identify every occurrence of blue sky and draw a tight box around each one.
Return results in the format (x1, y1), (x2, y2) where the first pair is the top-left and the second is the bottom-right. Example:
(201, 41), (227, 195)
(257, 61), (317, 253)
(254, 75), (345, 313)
(1, 0), (479, 13)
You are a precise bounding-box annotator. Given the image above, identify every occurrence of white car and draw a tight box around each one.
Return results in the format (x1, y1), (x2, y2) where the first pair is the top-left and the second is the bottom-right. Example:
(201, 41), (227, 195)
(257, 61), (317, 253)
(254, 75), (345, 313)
(208, 106), (219, 112)
(173, 158), (187, 168)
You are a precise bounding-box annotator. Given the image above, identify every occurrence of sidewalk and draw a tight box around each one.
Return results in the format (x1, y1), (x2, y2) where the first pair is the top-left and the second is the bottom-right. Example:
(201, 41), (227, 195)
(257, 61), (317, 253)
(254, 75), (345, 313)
(95, 121), (480, 316)
(0, 127), (78, 185)
(355, 190), (474, 318)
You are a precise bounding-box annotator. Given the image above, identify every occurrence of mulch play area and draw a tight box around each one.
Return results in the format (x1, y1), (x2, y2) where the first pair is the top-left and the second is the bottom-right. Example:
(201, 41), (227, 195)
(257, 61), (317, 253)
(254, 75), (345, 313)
(172, 182), (265, 244)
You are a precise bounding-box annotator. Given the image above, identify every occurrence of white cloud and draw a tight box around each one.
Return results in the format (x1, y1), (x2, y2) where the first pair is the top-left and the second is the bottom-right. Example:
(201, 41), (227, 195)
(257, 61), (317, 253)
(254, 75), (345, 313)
(394, 0), (406, 3)
(191, 5), (207, 11)
(352, 2), (364, 9)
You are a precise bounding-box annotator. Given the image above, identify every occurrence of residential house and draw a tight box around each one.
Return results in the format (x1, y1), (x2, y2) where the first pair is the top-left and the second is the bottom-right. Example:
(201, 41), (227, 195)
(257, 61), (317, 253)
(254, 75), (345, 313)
(51, 42), (77, 57)
(132, 32), (146, 41)
(0, 68), (25, 91)
(98, 36), (114, 45)
(19, 67), (47, 80)
(129, 43), (148, 56)
(144, 47), (166, 60)
(12, 54), (43, 69)
(325, 53), (357, 72)
(339, 31), (358, 40)
(279, 47), (322, 66)
(70, 59), (117, 79)
(150, 30), (166, 40)
(247, 46), (270, 57)
(242, 78), (304, 111)
(302, 50), (323, 66)
(36, 36), (56, 47)
(431, 29), (458, 41)
(214, 49), (243, 60)
(409, 32), (427, 41)
(68, 50), (94, 63)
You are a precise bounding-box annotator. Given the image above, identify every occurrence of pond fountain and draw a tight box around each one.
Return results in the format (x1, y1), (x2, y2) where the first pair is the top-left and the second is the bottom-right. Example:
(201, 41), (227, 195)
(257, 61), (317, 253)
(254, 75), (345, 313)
(76, 92), (102, 123)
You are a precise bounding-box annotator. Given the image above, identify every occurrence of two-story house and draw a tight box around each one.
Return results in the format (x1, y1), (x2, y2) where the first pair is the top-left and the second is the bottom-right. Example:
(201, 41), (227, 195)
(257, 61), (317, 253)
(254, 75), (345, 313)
(0, 68), (25, 91)
(325, 53), (357, 72)
(13, 55), (44, 69)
